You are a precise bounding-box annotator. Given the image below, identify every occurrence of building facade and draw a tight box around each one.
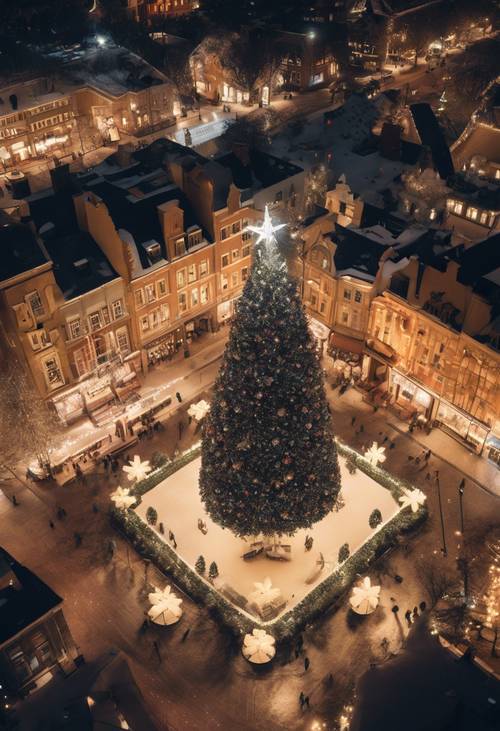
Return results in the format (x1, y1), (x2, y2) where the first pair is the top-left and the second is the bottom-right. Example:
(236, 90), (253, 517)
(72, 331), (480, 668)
(0, 548), (78, 699)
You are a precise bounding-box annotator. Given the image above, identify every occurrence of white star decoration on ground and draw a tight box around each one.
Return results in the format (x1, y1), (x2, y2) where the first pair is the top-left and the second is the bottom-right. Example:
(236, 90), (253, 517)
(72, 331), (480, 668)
(399, 487), (427, 513)
(242, 629), (276, 664)
(364, 441), (387, 467)
(110, 486), (135, 510)
(147, 585), (183, 625)
(123, 455), (151, 482)
(349, 576), (381, 615)
(246, 206), (286, 246)
(188, 399), (210, 422)
(249, 577), (281, 604)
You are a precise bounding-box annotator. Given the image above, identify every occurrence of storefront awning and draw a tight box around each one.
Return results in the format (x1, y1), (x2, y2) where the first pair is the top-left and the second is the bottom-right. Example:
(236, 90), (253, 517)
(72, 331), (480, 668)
(329, 332), (365, 354)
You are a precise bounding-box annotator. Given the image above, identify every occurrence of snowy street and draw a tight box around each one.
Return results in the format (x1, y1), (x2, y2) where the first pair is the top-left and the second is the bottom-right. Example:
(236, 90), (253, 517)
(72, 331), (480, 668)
(2, 345), (499, 730)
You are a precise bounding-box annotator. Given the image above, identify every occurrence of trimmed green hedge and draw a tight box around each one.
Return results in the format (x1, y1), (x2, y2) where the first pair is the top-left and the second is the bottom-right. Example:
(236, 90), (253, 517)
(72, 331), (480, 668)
(111, 439), (427, 641)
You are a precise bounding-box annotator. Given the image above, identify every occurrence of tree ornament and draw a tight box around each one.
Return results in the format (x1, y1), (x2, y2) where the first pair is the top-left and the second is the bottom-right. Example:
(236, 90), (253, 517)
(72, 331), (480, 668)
(199, 207), (341, 537)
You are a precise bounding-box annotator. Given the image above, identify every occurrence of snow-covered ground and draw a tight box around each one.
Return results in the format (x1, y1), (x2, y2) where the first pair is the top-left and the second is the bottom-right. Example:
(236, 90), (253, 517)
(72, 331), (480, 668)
(135, 455), (400, 617)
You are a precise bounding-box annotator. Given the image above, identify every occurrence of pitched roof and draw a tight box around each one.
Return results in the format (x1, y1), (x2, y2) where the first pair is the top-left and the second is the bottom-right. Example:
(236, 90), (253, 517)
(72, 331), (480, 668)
(410, 103), (454, 180)
(0, 547), (62, 646)
(0, 220), (48, 283)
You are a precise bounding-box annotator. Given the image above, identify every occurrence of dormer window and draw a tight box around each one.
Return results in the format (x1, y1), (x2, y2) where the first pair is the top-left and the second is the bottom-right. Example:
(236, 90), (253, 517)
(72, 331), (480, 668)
(145, 243), (162, 264)
(188, 228), (202, 247)
(175, 237), (186, 257)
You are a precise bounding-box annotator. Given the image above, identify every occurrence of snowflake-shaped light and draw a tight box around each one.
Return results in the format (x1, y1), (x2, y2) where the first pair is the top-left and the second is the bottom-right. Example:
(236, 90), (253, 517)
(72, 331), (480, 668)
(188, 399), (210, 422)
(364, 441), (387, 467)
(242, 628), (276, 664)
(110, 486), (135, 510)
(123, 455), (151, 482)
(399, 487), (427, 513)
(148, 585), (183, 625)
(246, 206), (286, 246)
(249, 577), (281, 604)
(349, 576), (381, 615)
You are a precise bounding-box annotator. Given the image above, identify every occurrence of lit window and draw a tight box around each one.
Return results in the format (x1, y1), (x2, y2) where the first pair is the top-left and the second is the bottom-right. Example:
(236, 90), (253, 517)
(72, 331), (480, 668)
(178, 292), (187, 312)
(221, 274), (228, 290)
(200, 284), (209, 304)
(112, 299), (124, 318)
(188, 263), (197, 283)
(145, 284), (156, 303)
(141, 316), (149, 332)
(26, 290), (45, 317)
(116, 327), (130, 354)
(89, 312), (101, 332)
(231, 271), (238, 288)
(177, 269), (186, 289)
(354, 290), (362, 303)
(68, 318), (82, 339)
(199, 259), (208, 276)
(157, 279), (167, 297)
(160, 304), (169, 322)
(191, 288), (199, 306)
(42, 355), (64, 389)
(343, 289), (351, 300)
(241, 266), (248, 281)
(466, 207), (478, 221)
(135, 289), (144, 307)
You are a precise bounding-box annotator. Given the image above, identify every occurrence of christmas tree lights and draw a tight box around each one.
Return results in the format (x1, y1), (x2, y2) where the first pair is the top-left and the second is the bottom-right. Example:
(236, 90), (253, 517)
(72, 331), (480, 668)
(199, 208), (341, 538)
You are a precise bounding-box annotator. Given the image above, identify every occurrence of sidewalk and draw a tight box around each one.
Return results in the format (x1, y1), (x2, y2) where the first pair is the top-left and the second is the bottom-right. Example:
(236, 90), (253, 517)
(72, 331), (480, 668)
(326, 379), (500, 498)
(48, 329), (228, 466)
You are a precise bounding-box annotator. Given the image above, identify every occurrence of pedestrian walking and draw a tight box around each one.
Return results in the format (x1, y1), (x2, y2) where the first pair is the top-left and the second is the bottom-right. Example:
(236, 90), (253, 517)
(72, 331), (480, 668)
(419, 601), (427, 612)
(74, 532), (83, 547)
(299, 691), (305, 707)
(404, 609), (412, 625)
(304, 656), (310, 671)
(49, 520), (55, 529)
(391, 605), (399, 614)
(424, 449), (431, 461)
(413, 606), (419, 620)
(12, 494), (19, 506)
(181, 628), (191, 642)
(304, 696), (310, 709)
(175, 391), (182, 403)
(351, 416), (356, 427)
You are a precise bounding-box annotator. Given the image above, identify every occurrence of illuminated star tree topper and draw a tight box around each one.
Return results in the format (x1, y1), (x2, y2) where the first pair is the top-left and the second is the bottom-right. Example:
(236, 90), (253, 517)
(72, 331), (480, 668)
(247, 206), (286, 247)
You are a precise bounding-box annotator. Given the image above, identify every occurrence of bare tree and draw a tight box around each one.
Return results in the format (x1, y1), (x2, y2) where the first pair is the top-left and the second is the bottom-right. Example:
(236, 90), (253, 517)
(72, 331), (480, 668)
(0, 346), (62, 476)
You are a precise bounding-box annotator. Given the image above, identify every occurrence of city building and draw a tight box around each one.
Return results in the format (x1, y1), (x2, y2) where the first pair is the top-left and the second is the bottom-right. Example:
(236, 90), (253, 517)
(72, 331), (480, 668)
(364, 234), (500, 464)
(128, 0), (199, 23)
(0, 45), (177, 171)
(277, 31), (340, 92)
(0, 210), (67, 400)
(0, 547), (78, 698)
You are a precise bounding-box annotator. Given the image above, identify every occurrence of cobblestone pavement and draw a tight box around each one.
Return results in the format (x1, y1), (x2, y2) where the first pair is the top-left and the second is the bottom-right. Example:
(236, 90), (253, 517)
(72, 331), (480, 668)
(2, 348), (499, 731)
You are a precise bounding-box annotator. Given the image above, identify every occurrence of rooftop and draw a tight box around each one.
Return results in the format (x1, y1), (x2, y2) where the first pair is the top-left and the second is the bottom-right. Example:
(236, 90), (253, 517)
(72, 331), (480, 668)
(0, 219), (48, 283)
(0, 547), (62, 646)
(217, 148), (303, 192)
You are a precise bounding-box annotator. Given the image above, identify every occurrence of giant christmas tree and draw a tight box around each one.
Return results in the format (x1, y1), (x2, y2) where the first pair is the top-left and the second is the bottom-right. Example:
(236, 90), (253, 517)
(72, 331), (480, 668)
(199, 209), (341, 538)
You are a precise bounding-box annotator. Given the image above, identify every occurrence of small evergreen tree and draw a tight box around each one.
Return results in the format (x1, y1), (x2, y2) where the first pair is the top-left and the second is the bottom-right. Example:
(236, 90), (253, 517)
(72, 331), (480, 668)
(369, 509), (382, 529)
(195, 555), (206, 574)
(208, 561), (219, 581)
(338, 543), (350, 563)
(146, 506), (158, 526)
(200, 210), (341, 537)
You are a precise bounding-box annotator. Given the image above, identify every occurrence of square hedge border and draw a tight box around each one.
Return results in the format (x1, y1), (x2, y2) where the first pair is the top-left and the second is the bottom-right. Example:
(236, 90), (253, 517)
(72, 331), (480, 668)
(110, 440), (427, 642)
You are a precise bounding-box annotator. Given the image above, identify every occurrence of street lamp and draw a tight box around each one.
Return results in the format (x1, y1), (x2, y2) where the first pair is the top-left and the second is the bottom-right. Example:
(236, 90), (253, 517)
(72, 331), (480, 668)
(458, 478), (465, 535)
(435, 470), (447, 556)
